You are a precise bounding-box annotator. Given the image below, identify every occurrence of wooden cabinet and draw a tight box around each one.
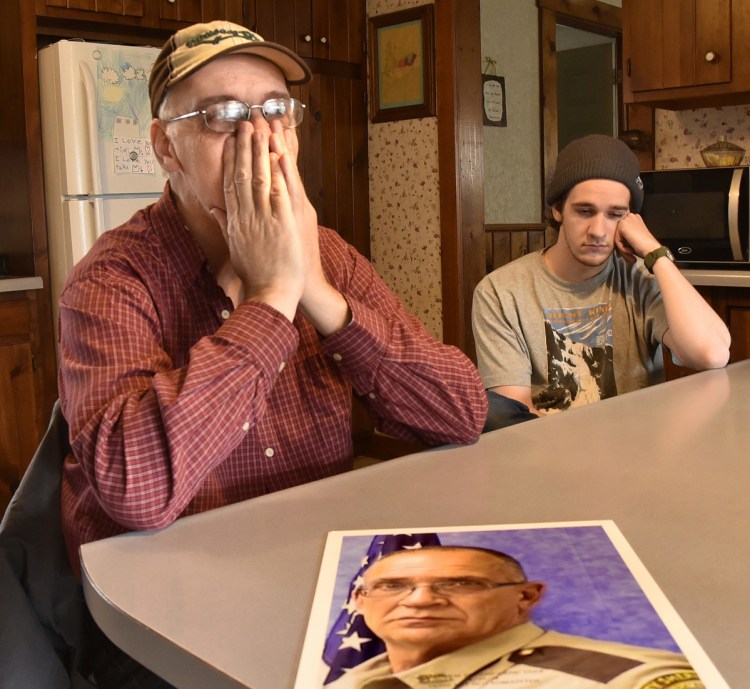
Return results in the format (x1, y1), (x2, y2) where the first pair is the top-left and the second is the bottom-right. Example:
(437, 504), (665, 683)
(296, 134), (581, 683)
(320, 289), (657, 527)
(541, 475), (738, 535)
(38, 0), (146, 18)
(158, 0), (213, 24)
(246, 0), (365, 64)
(0, 295), (45, 517)
(704, 286), (750, 364)
(623, 0), (750, 108)
(291, 66), (369, 258)
(35, 0), (243, 29)
(245, 0), (369, 256)
(663, 284), (750, 379)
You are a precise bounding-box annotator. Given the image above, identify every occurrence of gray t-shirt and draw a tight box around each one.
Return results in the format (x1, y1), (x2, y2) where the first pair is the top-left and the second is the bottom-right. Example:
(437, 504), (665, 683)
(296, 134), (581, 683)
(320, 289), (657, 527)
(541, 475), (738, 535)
(472, 250), (669, 412)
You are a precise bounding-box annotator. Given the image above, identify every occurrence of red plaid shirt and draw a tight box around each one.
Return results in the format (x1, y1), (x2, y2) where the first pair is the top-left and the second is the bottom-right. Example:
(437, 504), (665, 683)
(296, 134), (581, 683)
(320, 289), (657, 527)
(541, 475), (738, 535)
(59, 191), (486, 576)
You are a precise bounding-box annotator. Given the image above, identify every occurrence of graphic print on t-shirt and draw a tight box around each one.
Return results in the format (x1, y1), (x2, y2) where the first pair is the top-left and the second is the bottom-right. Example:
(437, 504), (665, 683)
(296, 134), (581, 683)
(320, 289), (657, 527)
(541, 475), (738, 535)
(537, 302), (617, 411)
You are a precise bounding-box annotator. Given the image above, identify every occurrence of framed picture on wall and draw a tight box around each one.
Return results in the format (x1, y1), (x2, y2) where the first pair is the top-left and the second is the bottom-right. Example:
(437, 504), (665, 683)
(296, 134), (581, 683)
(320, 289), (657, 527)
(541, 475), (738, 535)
(367, 5), (436, 123)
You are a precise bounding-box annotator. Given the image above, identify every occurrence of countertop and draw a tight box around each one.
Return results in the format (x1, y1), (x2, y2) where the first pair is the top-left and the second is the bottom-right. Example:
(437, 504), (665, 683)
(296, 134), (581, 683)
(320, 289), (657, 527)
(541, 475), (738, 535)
(0, 276), (43, 293)
(80, 361), (750, 689)
(681, 267), (750, 287)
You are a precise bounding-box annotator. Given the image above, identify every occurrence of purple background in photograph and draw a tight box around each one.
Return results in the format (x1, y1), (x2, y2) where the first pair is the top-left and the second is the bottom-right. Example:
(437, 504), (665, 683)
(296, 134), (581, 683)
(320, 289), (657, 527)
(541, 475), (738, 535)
(325, 525), (681, 653)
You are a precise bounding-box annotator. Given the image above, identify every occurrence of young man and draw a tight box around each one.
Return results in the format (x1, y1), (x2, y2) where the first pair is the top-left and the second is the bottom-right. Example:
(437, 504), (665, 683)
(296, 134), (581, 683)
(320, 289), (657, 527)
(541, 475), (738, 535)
(473, 134), (730, 428)
(56, 21), (486, 685)
(328, 546), (703, 688)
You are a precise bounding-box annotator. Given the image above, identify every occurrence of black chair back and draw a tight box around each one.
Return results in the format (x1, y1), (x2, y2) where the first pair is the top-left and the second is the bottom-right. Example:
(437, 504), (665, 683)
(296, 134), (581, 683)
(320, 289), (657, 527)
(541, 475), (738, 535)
(0, 401), (95, 688)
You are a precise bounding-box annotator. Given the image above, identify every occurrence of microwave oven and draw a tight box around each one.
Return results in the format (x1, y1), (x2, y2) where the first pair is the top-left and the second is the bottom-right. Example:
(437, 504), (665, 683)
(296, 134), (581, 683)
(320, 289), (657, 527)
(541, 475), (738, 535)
(639, 165), (750, 266)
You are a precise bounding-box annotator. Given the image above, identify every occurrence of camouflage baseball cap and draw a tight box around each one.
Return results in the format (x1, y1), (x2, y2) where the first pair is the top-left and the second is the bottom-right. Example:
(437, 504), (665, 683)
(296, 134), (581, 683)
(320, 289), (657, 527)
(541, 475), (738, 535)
(149, 20), (312, 117)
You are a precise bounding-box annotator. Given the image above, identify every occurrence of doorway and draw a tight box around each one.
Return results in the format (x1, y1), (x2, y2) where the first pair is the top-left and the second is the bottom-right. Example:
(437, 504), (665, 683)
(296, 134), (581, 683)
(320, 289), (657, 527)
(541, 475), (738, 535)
(556, 25), (618, 150)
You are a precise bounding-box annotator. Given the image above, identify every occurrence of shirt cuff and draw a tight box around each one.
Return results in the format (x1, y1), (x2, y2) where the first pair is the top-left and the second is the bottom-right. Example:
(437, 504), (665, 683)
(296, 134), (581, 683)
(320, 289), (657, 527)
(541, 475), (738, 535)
(217, 301), (299, 381)
(319, 297), (389, 389)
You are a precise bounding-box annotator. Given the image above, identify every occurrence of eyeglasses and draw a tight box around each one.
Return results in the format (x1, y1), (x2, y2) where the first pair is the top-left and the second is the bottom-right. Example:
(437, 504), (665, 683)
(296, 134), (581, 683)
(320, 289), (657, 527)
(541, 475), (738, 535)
(166, 98), (305, 132)
(356, 578), (526, 599)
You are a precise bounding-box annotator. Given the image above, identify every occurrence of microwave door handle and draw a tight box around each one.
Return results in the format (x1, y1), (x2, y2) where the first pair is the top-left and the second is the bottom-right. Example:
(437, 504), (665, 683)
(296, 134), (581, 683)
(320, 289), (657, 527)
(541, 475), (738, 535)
(728, 169), (743, 260)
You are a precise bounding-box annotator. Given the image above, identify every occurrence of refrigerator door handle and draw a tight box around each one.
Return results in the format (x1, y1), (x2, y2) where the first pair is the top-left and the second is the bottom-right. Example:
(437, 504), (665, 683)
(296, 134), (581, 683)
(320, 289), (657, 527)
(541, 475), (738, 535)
(91, 197), (107, 239)
(80, 59), (103, 197)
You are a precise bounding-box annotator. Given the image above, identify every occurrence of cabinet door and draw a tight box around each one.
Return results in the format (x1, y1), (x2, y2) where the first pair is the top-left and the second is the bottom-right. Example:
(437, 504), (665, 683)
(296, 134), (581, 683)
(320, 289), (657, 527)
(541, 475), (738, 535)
(726, 294), (750, 364)
(159, 0), (203, 24)
(0, 334), (40, 518)
(158, 0), (243, 24)
(37, 0), (145, 18)
(305, 0), (360, 61)
(693, 0), (731, 86)
(38, 0), (242, 26)
(292, 65), (370, 258)
(624, 0), (664, 92)
(625, 0), (730, 92)
(246, 0), (364, 63)
(660, 0), (696, 89)
(664, 285), (750, 380)
(244, 0), (369, 256)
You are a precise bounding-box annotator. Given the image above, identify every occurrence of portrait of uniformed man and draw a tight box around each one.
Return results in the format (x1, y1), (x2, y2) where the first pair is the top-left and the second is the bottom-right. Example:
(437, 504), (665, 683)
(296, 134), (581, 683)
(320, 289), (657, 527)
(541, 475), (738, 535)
(325, 545), (704, 688)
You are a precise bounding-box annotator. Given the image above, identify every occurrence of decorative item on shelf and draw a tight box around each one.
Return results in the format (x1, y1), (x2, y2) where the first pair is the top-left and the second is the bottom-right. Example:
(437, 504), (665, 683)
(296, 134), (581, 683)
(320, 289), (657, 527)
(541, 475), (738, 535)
(619, 129), (651, 151)
(700, 135), (746, 167)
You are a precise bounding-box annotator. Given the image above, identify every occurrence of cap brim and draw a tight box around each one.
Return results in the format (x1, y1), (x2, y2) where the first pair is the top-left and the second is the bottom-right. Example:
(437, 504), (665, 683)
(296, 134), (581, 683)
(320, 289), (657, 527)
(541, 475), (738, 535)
(221, 42), (312, 84)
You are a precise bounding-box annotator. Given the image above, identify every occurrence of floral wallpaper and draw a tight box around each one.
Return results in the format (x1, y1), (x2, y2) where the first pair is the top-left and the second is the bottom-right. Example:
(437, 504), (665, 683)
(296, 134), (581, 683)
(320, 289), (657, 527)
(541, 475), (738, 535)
(654, 104), (750, 169)
(367, 0), (442, 339)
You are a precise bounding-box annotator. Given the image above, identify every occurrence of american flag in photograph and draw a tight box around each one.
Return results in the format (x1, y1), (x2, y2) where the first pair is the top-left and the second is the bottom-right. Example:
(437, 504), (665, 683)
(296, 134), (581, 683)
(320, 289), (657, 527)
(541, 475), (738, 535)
(322, 532), (442, 683)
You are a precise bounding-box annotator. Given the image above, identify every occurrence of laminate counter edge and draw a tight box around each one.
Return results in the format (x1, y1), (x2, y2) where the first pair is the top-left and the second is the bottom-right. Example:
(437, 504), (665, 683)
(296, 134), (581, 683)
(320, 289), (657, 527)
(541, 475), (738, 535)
(0, 276), (43, 292)
(681, 269), (750, 287)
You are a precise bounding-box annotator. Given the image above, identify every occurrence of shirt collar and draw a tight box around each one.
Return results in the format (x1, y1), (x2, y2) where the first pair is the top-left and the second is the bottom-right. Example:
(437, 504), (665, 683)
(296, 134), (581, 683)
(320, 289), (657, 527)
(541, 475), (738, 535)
(150, 184), (209, 290)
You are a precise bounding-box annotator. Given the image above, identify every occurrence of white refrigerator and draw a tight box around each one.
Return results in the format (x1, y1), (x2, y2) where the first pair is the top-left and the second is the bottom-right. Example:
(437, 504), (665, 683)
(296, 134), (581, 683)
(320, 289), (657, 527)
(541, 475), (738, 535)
(38, 39), (166, 331)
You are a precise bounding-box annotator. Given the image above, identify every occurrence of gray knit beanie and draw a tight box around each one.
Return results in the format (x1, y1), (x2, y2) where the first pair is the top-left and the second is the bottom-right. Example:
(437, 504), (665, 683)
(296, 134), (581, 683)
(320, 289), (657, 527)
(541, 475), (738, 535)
(545, 134), (644, 212)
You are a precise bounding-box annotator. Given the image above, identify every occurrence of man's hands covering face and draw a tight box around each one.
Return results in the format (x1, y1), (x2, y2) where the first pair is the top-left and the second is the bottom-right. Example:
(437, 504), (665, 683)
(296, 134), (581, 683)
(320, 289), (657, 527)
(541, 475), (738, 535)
(211, 121), (349, 333)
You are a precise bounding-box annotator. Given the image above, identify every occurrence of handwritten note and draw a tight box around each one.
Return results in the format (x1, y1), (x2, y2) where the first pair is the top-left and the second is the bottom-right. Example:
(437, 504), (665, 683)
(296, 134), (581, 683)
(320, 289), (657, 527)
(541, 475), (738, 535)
(113, 136), (156, 175)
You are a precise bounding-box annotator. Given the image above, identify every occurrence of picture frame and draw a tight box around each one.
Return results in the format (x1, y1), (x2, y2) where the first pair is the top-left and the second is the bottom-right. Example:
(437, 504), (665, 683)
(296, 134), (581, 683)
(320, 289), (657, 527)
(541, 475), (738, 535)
(294, 521), (728, 688)
(367, 5), (436, 123)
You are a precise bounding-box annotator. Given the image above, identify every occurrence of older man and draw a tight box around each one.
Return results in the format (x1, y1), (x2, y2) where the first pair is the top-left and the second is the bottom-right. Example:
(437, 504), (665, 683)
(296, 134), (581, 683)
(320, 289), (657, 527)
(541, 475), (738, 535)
(57, 20), (486, 688)
(327, 546), (704, 688)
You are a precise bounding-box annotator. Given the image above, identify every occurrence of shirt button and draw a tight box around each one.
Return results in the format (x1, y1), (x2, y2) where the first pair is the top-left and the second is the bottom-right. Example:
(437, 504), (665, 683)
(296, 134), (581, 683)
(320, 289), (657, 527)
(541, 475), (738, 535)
(264, 447), (275, 458)
(332, 353), (343, 362)
(242, 422), (250, 432)
(221, 309), (231, 320)
(368, 392), (377, 400)
(278, 361), (286, 372)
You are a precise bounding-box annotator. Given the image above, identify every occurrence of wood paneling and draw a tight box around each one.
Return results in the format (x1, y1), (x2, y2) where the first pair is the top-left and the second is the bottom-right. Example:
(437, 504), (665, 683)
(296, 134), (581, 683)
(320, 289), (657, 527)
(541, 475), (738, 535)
(484, 224), (549, 274)
(294, 65), (369, 258)
(537, 0), (621, 30)
(435, 0), (485, 360)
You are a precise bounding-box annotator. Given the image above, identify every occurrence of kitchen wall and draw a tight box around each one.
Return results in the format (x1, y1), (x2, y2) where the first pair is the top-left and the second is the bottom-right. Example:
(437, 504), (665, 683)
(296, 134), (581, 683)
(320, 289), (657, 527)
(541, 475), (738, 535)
(654, 104), (750, 169)
(366, 0), (545, 339)
(367, 0), (442, 339)
(481, 0), (541, 224)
